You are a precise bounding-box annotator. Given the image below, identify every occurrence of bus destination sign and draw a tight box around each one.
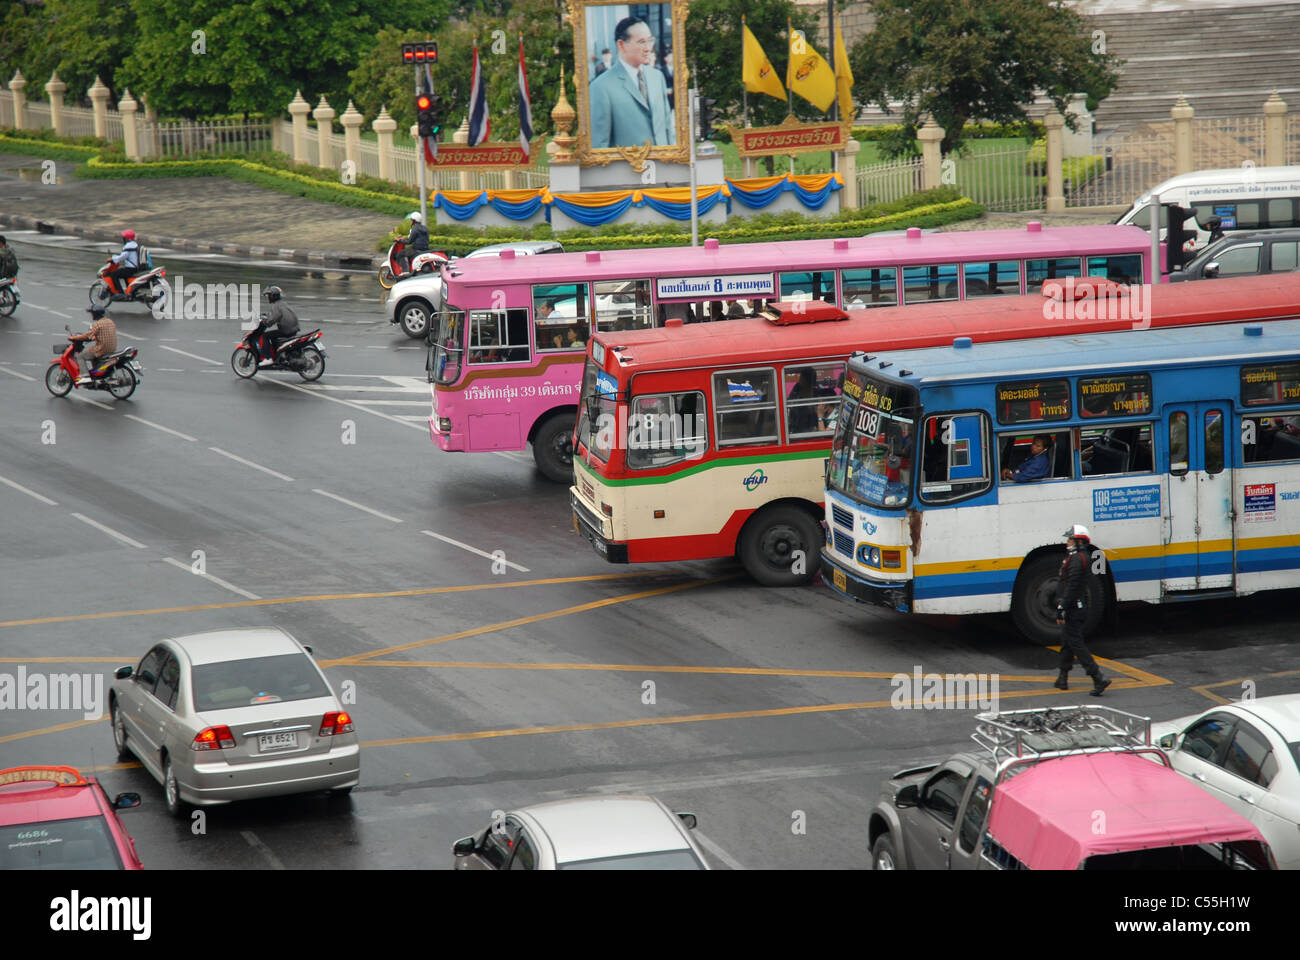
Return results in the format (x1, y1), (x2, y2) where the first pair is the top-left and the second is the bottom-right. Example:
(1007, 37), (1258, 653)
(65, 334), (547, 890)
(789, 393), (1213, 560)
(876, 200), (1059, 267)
(655, 274), (775, 300)
(995, 379), (1071, 424)
(1078, 373), (1152, 417)
(1241, 361), (1300, 406)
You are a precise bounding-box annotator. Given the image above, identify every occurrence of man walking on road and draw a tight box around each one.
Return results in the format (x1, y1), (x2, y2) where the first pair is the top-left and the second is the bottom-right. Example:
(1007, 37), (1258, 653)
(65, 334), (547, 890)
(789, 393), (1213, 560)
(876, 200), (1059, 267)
(1054, 524), (1111, 696)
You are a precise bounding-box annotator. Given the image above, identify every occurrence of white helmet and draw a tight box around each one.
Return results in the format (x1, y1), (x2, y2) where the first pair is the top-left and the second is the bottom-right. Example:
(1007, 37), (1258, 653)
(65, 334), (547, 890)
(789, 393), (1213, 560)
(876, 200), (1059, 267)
(1063, 523), (1091, 544)
(408, 211), (424, 224)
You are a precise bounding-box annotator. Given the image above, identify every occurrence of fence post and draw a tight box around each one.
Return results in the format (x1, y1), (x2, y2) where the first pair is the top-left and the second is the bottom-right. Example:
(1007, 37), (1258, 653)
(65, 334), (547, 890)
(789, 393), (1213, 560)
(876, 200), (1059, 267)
(140, 94), (157, 157)
(918, 117), (944, 190)
(288, 91), (311, 163)
(453, 117), (472, 191)
(841, 138), (860, 210)
(373, 106), (396, 181)
(1264, 91), (1288, 167)
(88, 77), (110, 138)
(8, 71), (27, 130)
(45, 72), (67, 135)
(119, 90), (140, 160)
(1171, 96), (1194, 176)
(1044, 111), (1065, 212)
(313, 96), (335, 169)
(340, 99), (362, 182)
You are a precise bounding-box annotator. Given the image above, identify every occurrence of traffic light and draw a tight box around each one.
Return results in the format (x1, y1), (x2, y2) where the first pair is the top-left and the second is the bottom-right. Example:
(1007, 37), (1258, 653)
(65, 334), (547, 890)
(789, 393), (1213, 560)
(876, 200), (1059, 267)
(416, 93), (442, 138)
(1163, 203), (1196, 271)
(697, 96), (718, 141)
(401, 42), (438, 66)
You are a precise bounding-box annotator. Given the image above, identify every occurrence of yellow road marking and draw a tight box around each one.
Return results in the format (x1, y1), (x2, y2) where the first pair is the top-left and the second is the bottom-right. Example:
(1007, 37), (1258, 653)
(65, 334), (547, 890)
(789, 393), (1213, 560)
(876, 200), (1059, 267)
(0, 572), (672, 628)
(325, 575), (742, 665)
(0, 715), (106, 744)
(1190, 668), (1300, 704)
(1048, 647), (1174, 688)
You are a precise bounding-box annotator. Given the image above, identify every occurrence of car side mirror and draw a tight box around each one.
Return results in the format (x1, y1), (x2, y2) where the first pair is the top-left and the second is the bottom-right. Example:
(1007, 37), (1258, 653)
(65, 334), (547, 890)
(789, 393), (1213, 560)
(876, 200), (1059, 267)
(1158, 733), (1177, 750)
(676, 812), (698, 830)
(114, 666), (133, 680)
(113, 792), (142, 810)
(452, 836), (478, 857)
(894, 784), (920, 809)
(1203, 261), (1220, 278)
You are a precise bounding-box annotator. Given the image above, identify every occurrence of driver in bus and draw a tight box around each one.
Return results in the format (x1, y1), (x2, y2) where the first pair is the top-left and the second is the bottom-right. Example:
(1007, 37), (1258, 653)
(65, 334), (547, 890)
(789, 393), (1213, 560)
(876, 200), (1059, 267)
(1001, 435), (1052, 482)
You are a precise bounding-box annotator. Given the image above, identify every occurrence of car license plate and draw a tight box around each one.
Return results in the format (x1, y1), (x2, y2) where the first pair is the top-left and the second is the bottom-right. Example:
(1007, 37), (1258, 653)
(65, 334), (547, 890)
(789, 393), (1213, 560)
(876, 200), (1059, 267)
(573, 514), (580, 534)
(257, 732), (298, 752)
(833, 569), (847, 593)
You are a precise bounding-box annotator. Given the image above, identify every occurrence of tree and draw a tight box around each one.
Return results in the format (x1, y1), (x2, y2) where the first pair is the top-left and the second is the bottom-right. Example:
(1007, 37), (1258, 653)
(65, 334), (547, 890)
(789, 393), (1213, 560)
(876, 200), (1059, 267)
(850, 0), (1121, 157)
(0, 0), (137, 104)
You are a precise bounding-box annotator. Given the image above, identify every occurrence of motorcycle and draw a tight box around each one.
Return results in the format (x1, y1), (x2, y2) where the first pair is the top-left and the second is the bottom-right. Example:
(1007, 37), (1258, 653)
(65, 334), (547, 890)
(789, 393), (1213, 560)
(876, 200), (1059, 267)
(378, 240), (447, 290)
(231, 317), (326, 381)
(0, 277), (18, 317)
(89, 254), (168, 310)
(46, 326), (142, 400)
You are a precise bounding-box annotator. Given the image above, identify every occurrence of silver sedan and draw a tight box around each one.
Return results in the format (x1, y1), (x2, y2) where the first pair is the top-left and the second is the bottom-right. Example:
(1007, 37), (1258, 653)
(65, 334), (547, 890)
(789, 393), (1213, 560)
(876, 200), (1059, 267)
(109, 627), (360, 816)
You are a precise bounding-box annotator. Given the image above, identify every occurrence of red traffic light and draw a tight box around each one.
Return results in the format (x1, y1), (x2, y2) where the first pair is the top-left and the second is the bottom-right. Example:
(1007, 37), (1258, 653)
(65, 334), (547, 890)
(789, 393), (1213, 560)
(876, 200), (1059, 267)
(416, 95), (432, 111)
(401, 42), (439, 66)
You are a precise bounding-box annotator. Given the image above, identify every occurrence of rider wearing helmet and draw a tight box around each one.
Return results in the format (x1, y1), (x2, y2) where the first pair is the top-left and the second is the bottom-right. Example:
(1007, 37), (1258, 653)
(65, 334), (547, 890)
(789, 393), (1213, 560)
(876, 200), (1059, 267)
(72, 305), (118, 383)
(260, 285), (300, 356)
(1054, 524), (1110, 696)
(397, 211), (429, 273)
(107, 229), (140, 292)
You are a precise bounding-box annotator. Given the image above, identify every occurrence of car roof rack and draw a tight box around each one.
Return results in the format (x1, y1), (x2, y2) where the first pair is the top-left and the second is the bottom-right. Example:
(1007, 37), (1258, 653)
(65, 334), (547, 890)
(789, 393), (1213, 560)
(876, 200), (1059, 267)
(972, 705), (1156, 779)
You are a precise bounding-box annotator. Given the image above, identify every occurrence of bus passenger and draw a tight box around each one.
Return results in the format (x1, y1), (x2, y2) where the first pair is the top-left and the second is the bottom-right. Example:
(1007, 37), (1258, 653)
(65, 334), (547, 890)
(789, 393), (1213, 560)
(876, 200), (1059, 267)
(565, 327), (586, 349)
(1001, 435), (1052, 482)
(709, 301), (725, 322)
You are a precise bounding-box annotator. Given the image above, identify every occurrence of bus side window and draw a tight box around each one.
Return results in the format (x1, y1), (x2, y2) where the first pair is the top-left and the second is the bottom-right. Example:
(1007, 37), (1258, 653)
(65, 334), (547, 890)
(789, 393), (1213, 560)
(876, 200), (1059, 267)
(1242, 413), (1300, 463)
(1169, 411), (1189, 475)
(919, 414), (991, 504)
(1205, 409), (1225, 474)
(713, 368), (779, 447)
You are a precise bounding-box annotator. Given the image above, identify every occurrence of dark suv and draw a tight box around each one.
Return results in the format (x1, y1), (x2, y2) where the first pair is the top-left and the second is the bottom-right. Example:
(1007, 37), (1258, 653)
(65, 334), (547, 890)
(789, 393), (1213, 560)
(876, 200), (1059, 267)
(1169, 229), (1300, 281)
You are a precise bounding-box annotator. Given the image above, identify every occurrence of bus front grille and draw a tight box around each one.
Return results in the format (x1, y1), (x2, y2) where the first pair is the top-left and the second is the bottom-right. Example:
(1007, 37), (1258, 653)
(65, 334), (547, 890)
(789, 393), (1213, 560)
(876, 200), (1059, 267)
(833, 530), (854, 556)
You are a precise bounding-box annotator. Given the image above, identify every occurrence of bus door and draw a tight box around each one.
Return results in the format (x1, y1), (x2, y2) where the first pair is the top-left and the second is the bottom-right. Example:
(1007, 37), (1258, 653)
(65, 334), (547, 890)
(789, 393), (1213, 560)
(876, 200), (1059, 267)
(1161, 403), (1235, 592)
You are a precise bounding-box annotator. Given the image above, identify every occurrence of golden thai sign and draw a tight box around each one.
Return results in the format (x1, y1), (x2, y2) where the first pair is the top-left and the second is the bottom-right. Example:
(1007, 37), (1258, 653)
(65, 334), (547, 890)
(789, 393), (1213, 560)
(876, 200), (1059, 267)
(427, 141), (542, 170)
(728, 116), (852, 157)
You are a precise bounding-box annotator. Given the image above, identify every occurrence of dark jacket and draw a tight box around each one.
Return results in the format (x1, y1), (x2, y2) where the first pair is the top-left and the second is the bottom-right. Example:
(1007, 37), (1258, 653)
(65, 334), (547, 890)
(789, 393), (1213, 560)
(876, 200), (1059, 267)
(406, 221), (429, 253)
(0, 245), (17, 278)
(1056, 549), (1089, 610)
(264, 301), (300, 338)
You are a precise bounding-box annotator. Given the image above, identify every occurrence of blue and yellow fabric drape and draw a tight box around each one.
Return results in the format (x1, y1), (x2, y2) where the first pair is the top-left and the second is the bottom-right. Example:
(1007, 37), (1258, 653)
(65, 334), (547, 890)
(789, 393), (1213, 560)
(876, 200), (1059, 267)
(430, 173), (843, 225)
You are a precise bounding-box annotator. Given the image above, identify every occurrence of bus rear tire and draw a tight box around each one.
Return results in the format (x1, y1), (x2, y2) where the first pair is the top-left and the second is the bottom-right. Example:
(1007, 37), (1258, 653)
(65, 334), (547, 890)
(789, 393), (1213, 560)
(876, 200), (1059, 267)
(739, 505), (822, 587)
(1011, 553), (1108, 645)
(533, 414), (574, 483)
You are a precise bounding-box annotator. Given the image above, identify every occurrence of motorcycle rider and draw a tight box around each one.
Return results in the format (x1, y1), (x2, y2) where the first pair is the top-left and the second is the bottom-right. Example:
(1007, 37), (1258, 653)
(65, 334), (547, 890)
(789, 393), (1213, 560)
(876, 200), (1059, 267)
(71, 306), (118, 383)
(106, 229), (140, 293)
(0, 235), (18, 279)
(397, 211), (429, 274)
(260, 286), (299, 358)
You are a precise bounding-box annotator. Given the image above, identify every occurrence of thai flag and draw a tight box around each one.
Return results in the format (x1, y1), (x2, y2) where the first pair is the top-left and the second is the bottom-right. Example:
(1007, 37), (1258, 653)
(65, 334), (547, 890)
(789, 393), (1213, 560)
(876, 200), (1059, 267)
(517, 36), (534, 157)
(468, 40), (490, 146)
(727, 379), (763, 402)
(423, 63), (437, 163)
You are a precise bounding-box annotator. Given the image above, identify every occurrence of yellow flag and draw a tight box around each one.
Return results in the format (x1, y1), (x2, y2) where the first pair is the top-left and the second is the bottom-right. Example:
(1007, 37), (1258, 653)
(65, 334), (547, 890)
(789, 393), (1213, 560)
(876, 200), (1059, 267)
(786, 23), (836, 113)
(742, 21), (786, 101)
(834, 18), (854, 122)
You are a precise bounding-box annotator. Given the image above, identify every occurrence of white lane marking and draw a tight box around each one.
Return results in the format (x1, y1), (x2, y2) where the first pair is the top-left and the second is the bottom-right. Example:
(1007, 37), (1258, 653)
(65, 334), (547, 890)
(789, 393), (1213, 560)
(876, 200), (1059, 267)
(240, 831), (286, 870)
(47, 309), (72, 319)
(327, 296), (349, 301)
(346, 400), (428, 407)
(208, 446), (294, 482)
(0, 364), (36, 381)
(72, 512), (148, 549)
(159, 344), (221, 365)
(395, 415), (429, 422)
(196, 339), (219, 343)
(163, 556), (261, 600)
(0, 474), (57, 505)
(72, 394), (113, 410)
(313, 488), (402, 523)
(421, 530), (529, 572)
(262, 378), (423, 432)
(116, 331), (147, 341)
(158, 338), (178, 342)
(20, 362), (37, 366)
(364, 345), (386, 349)
(332, 344), (354, 348)
(25, 303), (50, 312)
(123, 414), (197, 442)
(693, 831), (746, 871)
(305, 384), (425, 394)
(156, 367), (185, 372)
(396, 346), (423, 351)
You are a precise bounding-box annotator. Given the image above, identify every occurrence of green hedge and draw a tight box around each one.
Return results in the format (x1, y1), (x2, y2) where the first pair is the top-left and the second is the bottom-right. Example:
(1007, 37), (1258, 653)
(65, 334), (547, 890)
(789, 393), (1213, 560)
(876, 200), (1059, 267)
(854, 120), (1045, 144)
(1024, 138), (1105, 193)
(0, 130), (106, 161)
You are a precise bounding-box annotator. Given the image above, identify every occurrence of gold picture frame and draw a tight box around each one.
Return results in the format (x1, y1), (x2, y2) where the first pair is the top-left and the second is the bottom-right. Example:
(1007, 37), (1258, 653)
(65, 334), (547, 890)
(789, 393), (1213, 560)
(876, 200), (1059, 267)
(568, 0), (691, 169)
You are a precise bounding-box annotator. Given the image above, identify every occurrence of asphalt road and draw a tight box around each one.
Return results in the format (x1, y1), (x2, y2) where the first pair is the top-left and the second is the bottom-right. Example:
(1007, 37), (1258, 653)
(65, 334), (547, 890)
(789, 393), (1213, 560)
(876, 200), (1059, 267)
(2, 233), (1298, 871)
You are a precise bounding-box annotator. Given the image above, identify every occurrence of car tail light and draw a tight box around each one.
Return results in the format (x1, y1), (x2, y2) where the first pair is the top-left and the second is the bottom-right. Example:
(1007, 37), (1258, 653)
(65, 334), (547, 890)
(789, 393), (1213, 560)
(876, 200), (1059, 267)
(320, 711), (355, 736)
(191, 725), (235, 751)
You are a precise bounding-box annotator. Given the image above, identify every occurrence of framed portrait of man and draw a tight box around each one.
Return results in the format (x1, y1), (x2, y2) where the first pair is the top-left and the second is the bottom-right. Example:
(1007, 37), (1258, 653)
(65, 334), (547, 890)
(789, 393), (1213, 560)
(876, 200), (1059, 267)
(569, 0), (690, 167)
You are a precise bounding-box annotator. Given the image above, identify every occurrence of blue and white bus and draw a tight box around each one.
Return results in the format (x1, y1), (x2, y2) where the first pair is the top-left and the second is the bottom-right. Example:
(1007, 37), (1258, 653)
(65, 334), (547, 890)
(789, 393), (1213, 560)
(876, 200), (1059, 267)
(821, 319), (1300, 641)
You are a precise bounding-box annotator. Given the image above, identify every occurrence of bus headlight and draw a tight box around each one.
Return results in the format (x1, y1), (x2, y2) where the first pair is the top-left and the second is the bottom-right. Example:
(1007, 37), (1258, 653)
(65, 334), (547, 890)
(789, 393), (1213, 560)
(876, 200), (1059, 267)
(438, 418), (452, 432)
(856, 544), (881, 568)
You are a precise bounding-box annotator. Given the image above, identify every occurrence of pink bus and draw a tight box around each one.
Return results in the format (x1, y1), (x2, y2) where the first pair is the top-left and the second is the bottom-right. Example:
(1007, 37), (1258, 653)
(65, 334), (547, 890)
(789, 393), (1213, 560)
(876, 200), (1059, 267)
(427, 223), (1162, 480)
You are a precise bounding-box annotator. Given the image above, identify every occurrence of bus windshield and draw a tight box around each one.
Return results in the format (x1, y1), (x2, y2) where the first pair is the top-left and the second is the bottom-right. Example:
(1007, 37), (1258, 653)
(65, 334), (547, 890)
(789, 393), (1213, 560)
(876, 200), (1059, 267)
(577, 356), (618, 462)
(828, 369), (918, 508)
(430, 307), (465, 385)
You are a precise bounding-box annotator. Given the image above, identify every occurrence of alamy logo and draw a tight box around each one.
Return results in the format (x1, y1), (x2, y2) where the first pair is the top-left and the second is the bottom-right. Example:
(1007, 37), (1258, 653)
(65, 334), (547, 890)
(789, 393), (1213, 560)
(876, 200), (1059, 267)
(50, 891), (151, 940)
(743, 469), (768, 491)
(152, 274), (260, 320)
(890, 666), (1000, 711)
(0, 666), (104, 720)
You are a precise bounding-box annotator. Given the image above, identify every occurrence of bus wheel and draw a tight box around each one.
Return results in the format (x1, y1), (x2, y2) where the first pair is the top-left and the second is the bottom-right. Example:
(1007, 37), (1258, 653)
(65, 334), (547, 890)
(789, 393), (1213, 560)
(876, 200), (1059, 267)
(1011, 554), (1108, 645)
(533, 414), (574, 483)
(739, 506), (822, 587)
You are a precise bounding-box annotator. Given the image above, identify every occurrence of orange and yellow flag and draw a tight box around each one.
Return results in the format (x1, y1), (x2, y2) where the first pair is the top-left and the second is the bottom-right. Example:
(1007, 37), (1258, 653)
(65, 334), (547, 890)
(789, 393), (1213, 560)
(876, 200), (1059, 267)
(835, 17), (854, 122)
(786, 21), (836, 113)
(742, 20), (786, 101)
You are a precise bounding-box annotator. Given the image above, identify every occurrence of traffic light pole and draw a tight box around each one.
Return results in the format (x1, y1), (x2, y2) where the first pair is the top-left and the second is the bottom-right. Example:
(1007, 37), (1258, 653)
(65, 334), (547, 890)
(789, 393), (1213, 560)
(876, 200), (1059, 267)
(688, 88), (698, 248)
(415, 65), (429, 226)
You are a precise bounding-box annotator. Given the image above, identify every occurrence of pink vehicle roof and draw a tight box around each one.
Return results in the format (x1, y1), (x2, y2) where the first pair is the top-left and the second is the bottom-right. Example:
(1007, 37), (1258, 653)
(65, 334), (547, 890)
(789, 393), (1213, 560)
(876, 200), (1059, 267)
(444, 224), (1153, 288)
(987, 752), (1267, 870)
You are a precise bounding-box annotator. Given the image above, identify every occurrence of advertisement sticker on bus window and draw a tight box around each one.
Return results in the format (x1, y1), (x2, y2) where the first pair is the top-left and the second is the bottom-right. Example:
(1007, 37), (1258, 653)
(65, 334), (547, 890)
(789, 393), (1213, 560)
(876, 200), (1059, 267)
(656, 274), (775, 300)
(854, 469), (887, 504)
(1214, 204), (1237, 229)
(595, 370), (618, 399)
(1092, 484), (1161, 522)
(1241, 361), (1300, 406)
(995, 379), (1071, 424)
(1243, 483), (1277, 523)
(1078, 374), (1152, 418)
(726, 378), (765, 402)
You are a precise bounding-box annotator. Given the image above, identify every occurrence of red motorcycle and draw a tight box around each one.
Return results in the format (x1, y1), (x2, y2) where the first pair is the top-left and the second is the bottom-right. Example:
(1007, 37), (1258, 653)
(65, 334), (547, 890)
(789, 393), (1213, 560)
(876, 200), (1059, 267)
(89, 254), (168, 310)
(46, 327), (142, 400)
(0, 277), (18, 317)
(230, 317), (326, 381)
(378, 240), (447, 289)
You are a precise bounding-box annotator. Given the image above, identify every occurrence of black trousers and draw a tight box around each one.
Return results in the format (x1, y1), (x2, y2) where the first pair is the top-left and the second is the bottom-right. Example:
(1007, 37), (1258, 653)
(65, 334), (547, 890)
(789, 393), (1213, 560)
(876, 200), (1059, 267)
(1058, 609), (1100, 675)
(107, 266), (135, 291)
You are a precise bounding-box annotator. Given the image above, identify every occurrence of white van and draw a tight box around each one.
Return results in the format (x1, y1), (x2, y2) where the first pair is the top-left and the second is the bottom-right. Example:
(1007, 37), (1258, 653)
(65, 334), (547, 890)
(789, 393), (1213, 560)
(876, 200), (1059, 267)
(1116, 165), (1300, 249)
